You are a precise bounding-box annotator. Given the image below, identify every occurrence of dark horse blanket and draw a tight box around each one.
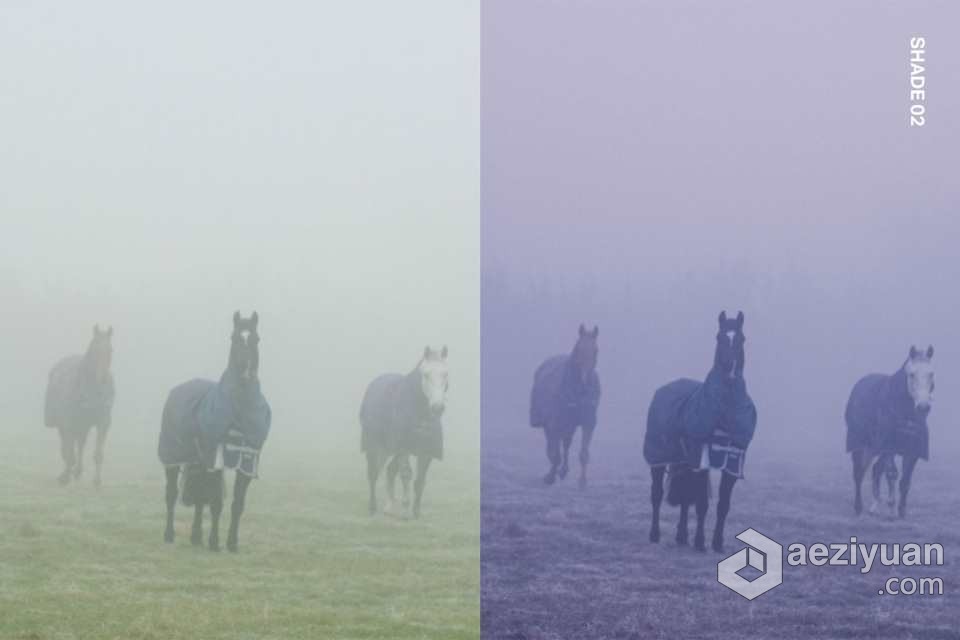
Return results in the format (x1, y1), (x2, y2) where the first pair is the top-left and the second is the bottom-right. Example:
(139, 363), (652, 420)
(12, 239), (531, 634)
(44, 355), (114, 432)
(158, 372), (272, 477)
(644, 371), (757, 477)
(529, 355), (601, 430)
(360, 372), (443, 460)
(845, 370), (929, 460)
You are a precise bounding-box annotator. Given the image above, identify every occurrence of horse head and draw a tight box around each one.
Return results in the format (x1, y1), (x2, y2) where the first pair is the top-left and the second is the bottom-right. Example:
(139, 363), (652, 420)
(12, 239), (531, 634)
(419, 346), (449, 417)
(715, 311), (745, 381)
(87, 324), (113, 382)
(905, 345), (934, 415)
(229, 311), (260, 385)
(572, 324), (599, 384)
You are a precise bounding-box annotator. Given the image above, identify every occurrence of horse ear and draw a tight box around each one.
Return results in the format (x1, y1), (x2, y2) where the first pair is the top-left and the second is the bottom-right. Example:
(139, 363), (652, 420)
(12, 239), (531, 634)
(718, 312), (727, 327)
(251, 311), (259, 330)
(909, 345), (919, 360)
(736, 311), (744, 326)
(441, 345), (448, 359)
(423, 346), (432, 360)
(926, 345), (934, 359)
(592, 325), (599, 338)
(579, 324), (586, 337)
(233, 311), (241, 328)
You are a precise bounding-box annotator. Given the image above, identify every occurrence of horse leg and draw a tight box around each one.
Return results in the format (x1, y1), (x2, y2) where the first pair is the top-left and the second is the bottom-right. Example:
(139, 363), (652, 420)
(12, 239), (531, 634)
(227, 472), (252, 552)
(74, 427), (90, 480)
(558, 431), (572, 480)
(676, 501), (689, 546)
(578, 426), (595, 490)
(366, 450), (382, 515)
(712, 472), (737, 552)
(164, 466), (179, 543)
(885, 456), (899, 516)
(693, 471), (709, 552)
(191, 501), (204, 546)
(58, 428), (75, 485)
(93, 423), (109, 489)
(412, 455), (432, 519)
(897, 455), (919, 519)
(869, 455), (883, 515)
(543, 427), (560, 485)
(399, 455), (413, 513)
(852, 449), (871, 515)
(649, 466), (665, 543)
(385, 454), (401, 514)
(208, 470), (224, 551)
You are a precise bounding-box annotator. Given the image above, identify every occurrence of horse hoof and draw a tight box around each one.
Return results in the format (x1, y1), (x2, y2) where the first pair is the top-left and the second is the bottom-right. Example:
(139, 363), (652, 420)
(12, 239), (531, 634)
(227, 543), (238, 553)
(190, 535), (202, 547)
(854, 498), (863, 515)
(209, 542), (221, 552)
(543, 473), (556, 486)
(558, 466), (568, 480)
(58, 472), (71, 486)
(163, 530), (174, 544)
(676, 532), (688, 546)
(712, 540), (724, 553)
(649, 529), (660, 543)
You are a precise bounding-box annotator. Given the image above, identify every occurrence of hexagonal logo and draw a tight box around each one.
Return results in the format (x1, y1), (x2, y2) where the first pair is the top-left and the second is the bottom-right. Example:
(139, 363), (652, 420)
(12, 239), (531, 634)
(717, 528), (783, 600)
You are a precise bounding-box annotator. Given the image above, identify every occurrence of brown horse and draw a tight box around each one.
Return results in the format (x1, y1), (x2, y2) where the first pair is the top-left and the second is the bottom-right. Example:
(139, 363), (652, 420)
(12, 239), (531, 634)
(44, 325), (115, 487)
(530, 325), (601, 489)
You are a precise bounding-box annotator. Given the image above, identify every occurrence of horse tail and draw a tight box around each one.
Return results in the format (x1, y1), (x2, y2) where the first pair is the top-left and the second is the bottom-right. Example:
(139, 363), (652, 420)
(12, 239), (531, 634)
(181, 467), (201, 507)
(666, 465), (710, 506)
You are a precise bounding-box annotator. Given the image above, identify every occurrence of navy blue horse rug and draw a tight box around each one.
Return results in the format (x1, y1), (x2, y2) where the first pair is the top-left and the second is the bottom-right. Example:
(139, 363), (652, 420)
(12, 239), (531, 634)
(846, 373), (929, 460)
(360, 373), (443, 460)
(529, 355), (601, 431)
(158, 375), (271, 477)
(644, 375), (756, 478)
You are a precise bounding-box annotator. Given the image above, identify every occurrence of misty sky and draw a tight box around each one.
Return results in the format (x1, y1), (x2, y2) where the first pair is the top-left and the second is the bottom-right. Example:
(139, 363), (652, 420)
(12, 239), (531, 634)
(483, 1), (959, 280)
(482, 1), (960, 464)
(1, 2), (479, 457)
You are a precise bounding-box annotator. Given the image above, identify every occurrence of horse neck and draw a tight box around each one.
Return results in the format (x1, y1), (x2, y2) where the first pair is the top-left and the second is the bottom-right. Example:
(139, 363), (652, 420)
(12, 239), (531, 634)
(887, 365), (913, 415)
(567, 345), (593, 383)
(703, 365), (735, 403)
(81, 346), (108, 383)
(405, 363), (430, 412)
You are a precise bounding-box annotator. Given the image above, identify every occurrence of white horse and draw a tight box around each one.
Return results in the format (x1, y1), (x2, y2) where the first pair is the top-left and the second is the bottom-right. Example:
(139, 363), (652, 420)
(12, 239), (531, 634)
(360, 346), (449, 518)
(846, 345), (934, 519)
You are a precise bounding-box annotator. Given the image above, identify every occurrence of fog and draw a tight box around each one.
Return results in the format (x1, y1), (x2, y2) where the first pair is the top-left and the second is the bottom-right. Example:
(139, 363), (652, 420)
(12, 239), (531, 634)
(482, 1), (960, 478)
(0, 2), (479, 474)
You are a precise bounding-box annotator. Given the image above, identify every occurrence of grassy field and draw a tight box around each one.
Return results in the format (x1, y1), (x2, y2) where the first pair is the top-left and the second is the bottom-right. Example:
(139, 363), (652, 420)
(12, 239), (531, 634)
(482, 428), (960, 640)
(0, 428), (479, 640)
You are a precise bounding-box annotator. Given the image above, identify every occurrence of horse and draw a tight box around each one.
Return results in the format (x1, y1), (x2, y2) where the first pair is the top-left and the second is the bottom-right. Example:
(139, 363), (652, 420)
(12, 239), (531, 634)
(44, 324), (115, 487)
(529, 324), (601, 489)
(158, 312), (271, 552)
(644, 311), (757, 552)
(360, 346), (448, 519)
(845, 345), (933, 519)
